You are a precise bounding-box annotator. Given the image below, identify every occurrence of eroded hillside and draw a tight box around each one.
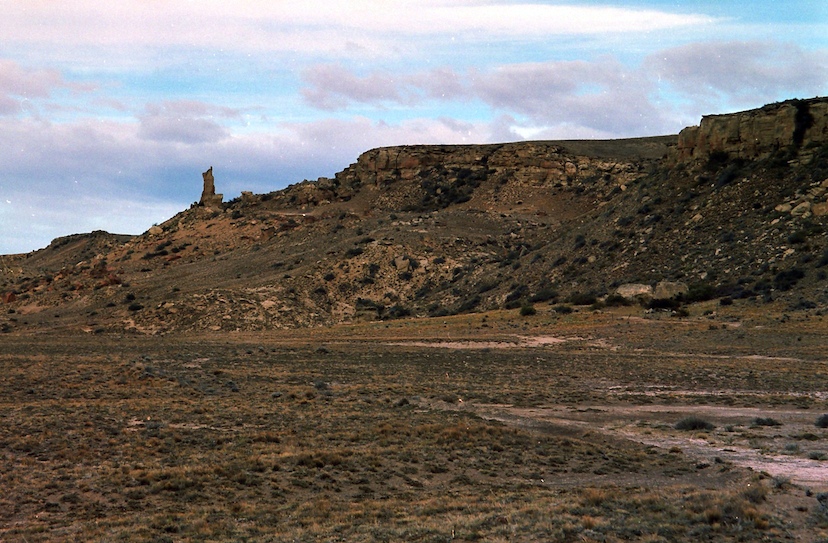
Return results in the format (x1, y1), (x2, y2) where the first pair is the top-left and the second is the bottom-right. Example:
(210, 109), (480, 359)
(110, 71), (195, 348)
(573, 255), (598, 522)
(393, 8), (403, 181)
(1, 98), (827, 334)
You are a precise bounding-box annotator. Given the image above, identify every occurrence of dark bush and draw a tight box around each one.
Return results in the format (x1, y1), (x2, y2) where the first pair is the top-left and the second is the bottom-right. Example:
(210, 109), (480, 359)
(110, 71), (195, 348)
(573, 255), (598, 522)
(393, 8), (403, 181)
(552, 304), (573, 314)
(567, 292), (597, 306)
(477, 281), (498, 294)
(788, 230), (808, 244)
(345, 247), (364, 258)
(529, 288), (558, 303)
(683, 282), (716, 303)
(505, 285), (528, 305)
(604, 293), (630, 307)
(384, 305), (412, 319)
(456, 295), (481, 313)
(815, 414), (828, 428)
(519, 304), (536, 316)
(774, 268), (805, 291)
(753, 417), (782, 427)
(675, 417), (715, 431)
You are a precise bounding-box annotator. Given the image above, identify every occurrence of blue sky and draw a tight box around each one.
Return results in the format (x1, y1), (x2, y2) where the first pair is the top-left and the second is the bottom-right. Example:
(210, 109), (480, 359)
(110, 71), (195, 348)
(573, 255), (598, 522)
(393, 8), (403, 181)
(1, 1), (826, 254)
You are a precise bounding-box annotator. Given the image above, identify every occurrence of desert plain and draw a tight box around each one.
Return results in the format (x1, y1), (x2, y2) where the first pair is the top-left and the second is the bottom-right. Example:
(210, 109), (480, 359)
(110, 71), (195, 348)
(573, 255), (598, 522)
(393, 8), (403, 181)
(2, 302), (827, 542)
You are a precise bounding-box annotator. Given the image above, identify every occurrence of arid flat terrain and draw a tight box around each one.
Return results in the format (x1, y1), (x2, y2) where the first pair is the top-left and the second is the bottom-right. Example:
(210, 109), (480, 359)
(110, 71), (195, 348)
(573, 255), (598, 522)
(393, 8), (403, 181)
(2, 304), (827, 542)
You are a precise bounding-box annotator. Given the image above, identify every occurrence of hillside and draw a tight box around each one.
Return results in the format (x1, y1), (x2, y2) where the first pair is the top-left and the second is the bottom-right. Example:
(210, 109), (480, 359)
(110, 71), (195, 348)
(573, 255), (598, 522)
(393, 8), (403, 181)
(1, 98), (827, 335)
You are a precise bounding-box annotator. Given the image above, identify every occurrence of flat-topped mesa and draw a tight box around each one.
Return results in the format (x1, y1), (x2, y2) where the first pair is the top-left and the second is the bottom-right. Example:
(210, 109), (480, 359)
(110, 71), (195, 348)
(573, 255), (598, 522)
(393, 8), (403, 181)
(334, 138), (674, 190)
(200, 166), (223, 208)
(675, 97), (828, 162)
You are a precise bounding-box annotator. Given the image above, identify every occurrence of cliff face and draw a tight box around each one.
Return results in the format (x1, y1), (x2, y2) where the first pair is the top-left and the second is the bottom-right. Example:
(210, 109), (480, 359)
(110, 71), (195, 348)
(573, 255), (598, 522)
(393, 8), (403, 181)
(337, 139), (675, 188)
(676, 97), (828, 161)
(287, 138), (674, 214)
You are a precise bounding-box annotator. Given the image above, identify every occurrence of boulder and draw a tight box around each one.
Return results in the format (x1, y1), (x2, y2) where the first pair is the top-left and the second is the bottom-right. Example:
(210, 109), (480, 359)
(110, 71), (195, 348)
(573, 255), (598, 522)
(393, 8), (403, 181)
(653, 281), (689, 300)
(791, 201), (811, 217)
(393, 256), (411, 272)
(616, 283), (653, 300)
(812, 202), (828, 217)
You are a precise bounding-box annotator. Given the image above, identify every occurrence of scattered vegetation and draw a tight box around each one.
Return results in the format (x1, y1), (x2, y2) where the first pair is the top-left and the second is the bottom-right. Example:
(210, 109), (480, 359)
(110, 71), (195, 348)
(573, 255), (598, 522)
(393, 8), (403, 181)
(675, 417), (715, 431)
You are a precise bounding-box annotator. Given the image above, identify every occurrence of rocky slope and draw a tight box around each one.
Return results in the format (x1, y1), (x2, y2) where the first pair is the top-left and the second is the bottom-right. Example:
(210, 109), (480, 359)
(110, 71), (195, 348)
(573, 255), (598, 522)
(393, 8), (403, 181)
(1, 98), (827, 334)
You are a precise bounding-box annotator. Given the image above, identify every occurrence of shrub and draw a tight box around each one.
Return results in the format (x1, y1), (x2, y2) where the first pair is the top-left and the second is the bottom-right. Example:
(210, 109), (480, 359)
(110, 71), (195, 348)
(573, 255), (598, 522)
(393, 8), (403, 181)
(529, 287), (558, 303)
(345, 247), (364, 258)
(604, 293), (630, 307)
(683, 282), (716, 303)
(815, 414), (828, 428)
(752, 417), (781, 427)
(567, 292), (597, 306)
(456, 295), (481, 313)
(519, 304), (536, 316)
(384, 305), (412, 319)
(505, 285), (528, 303)
(552, 304), (573, 314)
(787, 230), (808, 244)
(774, 268), (805, 291)
(675, 417), (715, 431)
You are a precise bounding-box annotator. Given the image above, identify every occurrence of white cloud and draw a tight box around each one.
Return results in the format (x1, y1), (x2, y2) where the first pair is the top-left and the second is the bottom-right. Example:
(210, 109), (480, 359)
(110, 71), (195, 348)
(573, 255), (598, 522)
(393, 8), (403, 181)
(0, 1), (714, 67)
(301, 65), (408, 110)
(646, 41), (828, 106)
(0, 59), (85, 115)
(300, 59), (672, 136)
(138, 100), (241, 144)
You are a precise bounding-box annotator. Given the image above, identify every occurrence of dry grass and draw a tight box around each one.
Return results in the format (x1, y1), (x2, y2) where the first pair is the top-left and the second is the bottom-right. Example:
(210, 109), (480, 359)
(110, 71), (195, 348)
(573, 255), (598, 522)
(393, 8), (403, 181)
(1, 310), (827, 541)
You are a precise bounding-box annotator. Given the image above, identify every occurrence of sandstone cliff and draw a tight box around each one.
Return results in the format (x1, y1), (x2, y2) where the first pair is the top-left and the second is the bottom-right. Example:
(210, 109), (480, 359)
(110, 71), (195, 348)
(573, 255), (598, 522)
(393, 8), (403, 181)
(676, 97), (828, 161)
(279, 137), (675, 212)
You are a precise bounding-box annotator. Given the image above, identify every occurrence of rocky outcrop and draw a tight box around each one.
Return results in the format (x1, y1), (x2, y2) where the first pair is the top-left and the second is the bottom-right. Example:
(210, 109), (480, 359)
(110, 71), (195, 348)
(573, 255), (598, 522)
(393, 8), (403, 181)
(337, 140), (671, 191)
(615, 281), (688, 301)
(200, 167), (223, 208)
(675, 97), (828, 161)
(653, 281), (688, 300)
(616, 284), (653, 300)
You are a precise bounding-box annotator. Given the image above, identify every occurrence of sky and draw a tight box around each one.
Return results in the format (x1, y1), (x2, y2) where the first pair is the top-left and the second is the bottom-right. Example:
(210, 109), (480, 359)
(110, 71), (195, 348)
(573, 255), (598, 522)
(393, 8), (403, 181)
(1, 1), (826, 254)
